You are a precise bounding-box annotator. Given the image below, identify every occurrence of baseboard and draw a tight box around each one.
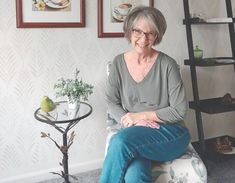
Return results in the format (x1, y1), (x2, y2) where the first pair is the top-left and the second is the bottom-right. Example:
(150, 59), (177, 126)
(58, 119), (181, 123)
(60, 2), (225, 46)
(0, 158), (103, 183)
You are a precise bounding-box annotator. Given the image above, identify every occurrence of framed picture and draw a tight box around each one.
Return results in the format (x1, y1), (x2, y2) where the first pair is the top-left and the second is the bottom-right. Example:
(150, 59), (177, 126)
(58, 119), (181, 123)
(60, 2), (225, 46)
(98, 0), (154, 38)
(16, 0), (85, 28)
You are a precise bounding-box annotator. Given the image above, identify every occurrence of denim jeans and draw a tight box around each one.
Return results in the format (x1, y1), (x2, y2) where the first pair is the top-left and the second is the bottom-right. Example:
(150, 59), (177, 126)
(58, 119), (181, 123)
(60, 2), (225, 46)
(99, 123), (190, 183)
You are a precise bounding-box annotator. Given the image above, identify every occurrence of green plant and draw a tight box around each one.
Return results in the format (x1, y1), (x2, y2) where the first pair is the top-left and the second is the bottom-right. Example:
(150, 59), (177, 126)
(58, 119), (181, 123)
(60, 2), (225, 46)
(54, 69), (93, 103)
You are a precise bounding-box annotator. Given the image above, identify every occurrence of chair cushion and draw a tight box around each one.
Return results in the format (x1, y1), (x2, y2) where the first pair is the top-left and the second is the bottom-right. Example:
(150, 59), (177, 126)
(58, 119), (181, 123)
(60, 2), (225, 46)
(152, 144), (207, 183)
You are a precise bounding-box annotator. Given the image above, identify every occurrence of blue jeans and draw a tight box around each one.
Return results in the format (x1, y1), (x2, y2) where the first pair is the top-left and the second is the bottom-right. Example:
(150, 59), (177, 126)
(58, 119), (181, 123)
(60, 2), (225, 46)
(99, 123), (190, 183)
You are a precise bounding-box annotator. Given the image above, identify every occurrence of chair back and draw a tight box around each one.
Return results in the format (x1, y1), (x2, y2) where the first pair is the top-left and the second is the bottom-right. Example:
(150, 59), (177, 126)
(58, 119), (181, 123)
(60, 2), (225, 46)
(106, 61), (112, 76)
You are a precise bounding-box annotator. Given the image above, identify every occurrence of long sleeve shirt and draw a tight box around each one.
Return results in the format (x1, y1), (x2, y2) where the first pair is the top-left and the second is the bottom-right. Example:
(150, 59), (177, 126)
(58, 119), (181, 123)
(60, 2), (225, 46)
(106, 52), (188, 129)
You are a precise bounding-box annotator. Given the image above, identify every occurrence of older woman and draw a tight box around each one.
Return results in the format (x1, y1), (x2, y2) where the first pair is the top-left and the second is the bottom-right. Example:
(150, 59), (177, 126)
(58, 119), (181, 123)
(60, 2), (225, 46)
(99, 6), (190, 183)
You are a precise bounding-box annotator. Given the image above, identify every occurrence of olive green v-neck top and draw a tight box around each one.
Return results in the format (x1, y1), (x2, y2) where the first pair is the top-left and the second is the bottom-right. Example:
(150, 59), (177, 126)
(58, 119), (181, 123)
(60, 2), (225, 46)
(106, 52), (188, 129)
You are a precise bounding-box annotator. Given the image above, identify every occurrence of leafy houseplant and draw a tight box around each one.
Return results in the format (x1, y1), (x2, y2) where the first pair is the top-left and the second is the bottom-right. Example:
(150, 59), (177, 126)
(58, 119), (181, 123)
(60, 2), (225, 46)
(54, 69), (93, 105)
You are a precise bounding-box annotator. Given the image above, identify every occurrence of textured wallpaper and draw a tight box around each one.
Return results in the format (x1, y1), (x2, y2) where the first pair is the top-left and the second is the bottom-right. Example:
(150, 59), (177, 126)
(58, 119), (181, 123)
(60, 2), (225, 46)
(0, 0), (235, 182)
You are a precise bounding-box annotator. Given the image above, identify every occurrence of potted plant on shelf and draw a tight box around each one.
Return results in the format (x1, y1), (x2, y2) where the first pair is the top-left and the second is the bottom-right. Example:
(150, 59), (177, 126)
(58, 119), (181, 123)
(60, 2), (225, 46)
(54, 69), (93, 110)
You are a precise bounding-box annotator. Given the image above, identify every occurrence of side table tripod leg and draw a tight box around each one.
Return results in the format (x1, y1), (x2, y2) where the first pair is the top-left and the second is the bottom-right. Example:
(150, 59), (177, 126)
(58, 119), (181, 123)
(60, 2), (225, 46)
(62, 153), (69, 183)
(62, 133), (70, 183)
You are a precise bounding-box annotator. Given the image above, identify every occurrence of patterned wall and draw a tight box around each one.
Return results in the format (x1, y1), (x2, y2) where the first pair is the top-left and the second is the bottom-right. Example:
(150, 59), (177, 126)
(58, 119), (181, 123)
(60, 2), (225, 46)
(0, 0), (234, 182)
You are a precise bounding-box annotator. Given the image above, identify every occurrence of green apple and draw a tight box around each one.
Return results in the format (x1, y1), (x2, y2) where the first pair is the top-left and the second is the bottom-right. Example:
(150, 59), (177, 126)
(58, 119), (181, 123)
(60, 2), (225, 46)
(40, 96), (55, 113)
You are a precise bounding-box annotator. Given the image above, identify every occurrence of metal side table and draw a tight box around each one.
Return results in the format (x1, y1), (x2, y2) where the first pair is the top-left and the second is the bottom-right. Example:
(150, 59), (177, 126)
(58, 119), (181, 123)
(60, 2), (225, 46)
(34, 101), (92, 183)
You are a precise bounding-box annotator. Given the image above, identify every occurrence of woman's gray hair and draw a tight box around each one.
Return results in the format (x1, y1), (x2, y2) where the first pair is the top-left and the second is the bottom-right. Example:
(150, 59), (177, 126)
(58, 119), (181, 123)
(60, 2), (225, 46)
(123, 6), (167, 45)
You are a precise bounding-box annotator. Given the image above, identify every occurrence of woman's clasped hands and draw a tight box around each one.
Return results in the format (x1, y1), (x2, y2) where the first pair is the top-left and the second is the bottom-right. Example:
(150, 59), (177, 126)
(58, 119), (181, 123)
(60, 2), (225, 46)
(121, 112), (160, 129)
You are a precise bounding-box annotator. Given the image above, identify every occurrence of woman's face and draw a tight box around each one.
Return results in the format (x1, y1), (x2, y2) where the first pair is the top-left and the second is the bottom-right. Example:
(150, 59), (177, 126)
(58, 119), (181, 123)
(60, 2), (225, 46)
(130, 17), (157, 54)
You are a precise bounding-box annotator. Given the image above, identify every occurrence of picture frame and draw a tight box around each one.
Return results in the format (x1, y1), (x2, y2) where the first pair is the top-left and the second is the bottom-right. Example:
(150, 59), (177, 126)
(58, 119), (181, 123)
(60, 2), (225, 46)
(98, 0), (154, 38)
(16, 0), (85, 28)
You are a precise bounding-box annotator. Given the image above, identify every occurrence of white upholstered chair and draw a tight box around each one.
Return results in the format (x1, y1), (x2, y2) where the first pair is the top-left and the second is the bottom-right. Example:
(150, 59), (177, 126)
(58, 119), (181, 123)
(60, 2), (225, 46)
(105, 62), (207, 183)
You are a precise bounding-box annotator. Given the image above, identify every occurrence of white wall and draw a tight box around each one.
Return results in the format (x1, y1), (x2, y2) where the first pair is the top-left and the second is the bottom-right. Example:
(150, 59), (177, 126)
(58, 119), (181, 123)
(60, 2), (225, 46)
(0, 0), (234, 182)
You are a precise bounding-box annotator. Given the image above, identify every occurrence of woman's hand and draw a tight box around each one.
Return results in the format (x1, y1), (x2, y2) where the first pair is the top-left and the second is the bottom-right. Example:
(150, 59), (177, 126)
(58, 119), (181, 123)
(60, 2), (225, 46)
(121, 112), (143, 127)
(121, 112), (160, 129)
(135, 119), (160, 129)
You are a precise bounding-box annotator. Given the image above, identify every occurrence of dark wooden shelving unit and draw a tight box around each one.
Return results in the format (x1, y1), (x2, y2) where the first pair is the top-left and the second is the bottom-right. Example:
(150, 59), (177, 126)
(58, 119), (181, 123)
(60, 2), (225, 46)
(183, 17), (235, 24)
(183, 0), (235, 164)
(184, 57), (235, 67)
(192, 135), (235, 163)
(189, 97), (235, 114)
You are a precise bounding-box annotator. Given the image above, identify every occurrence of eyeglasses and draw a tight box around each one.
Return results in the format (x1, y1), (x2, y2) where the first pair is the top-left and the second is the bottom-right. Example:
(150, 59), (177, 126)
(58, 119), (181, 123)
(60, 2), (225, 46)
(132, 29), (156, 40)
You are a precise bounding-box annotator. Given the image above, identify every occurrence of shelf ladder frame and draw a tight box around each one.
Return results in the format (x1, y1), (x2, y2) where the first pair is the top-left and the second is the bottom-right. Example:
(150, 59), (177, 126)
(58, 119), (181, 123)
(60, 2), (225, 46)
(183, 0), (206, 162)
(225, 0), (235, 62)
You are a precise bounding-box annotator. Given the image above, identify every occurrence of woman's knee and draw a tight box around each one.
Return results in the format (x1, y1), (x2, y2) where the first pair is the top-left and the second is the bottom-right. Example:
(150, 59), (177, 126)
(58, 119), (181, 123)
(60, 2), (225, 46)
(125, 158), (152, 183)
(107, 130), (132, 154)
(109, 129), (131, 148)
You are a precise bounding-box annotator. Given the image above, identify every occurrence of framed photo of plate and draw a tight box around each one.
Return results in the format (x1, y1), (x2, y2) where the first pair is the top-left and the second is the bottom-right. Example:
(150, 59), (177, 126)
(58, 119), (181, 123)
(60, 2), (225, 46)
(16, 0), (85, 28)
(98, 0), (154, 38)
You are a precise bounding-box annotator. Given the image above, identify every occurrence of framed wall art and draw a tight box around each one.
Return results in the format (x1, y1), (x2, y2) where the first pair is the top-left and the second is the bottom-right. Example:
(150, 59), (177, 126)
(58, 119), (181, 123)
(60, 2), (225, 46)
(16, 0), (85, 28)
(98, 0), (154, 38)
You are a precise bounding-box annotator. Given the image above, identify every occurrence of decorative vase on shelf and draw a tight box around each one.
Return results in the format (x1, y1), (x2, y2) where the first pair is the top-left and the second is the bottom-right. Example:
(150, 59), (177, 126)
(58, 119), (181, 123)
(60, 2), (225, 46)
(67, 98), (80, 119)
(194, 45), (203, 60)
(67, 99), (80, 110)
